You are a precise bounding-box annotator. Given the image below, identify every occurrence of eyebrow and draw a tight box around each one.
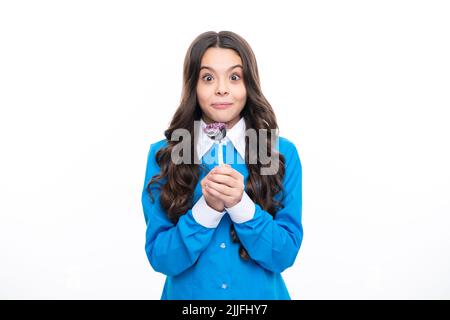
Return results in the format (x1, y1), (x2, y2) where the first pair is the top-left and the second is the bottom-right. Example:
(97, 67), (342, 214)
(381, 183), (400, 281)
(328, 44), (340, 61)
(199, 64), (243, 72)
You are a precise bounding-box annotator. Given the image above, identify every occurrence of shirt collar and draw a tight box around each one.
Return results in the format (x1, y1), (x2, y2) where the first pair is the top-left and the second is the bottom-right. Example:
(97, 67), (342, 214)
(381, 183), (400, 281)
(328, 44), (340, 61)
(196, 117), (246, 161)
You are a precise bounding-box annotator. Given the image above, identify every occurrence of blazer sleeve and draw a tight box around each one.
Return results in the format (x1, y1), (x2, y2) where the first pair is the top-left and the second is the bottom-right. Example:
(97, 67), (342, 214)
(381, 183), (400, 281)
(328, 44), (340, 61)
(232, 142), (303, 273)
(141, 142), (219, 277)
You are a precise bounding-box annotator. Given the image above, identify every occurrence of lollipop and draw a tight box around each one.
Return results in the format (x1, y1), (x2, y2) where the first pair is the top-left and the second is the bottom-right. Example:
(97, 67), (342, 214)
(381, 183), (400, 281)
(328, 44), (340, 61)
(203, 122), (227, 165)
(203, 122), (227, 142)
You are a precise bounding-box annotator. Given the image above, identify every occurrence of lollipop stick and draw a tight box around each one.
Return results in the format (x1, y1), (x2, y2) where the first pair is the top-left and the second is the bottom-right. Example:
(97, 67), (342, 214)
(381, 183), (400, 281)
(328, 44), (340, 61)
(218, 141), (223, 166)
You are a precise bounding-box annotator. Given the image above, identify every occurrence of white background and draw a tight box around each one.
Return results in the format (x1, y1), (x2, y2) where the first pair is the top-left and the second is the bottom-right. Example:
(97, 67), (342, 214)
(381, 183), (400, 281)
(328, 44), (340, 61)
(1, 0), (449, 299)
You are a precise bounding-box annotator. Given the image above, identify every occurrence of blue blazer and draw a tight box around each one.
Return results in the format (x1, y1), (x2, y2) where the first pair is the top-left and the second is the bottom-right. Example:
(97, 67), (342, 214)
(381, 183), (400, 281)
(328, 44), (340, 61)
(141, 136), (303, 299)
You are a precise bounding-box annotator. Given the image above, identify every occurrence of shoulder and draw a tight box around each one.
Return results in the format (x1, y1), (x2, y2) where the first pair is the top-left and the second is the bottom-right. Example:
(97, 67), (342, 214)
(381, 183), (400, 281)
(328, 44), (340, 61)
(277, 136), (302, 175)
(277, 136), (302, 189)
(149, 138), (169, 154)
(277, 136), (300, 159)
(144, 138), (169, 171)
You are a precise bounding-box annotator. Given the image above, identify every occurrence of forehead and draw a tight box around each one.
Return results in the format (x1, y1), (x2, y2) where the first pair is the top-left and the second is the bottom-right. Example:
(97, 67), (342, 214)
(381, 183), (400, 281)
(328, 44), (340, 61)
(200, 47), (243, 68)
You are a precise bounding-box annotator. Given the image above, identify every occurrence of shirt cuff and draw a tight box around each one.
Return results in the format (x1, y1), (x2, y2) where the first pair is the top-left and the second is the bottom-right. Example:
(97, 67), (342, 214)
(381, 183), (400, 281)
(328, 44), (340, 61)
(192, 195), (226, 228)
(225, 191), (255, 224)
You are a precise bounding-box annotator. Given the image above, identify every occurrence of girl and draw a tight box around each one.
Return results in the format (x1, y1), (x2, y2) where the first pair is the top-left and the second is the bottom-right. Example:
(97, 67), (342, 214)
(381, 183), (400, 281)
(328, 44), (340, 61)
(141, 31), (303, 300)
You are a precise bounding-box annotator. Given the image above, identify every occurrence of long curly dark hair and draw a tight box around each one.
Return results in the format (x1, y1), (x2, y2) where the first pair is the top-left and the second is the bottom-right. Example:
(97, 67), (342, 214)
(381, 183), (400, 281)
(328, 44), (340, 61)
(146, 31), (286, 260)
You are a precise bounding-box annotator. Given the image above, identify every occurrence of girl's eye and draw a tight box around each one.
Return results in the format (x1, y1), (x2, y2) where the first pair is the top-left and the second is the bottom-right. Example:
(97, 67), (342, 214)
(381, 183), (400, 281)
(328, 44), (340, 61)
(202, 74), (213, 81)
(231, 74), (241, 81)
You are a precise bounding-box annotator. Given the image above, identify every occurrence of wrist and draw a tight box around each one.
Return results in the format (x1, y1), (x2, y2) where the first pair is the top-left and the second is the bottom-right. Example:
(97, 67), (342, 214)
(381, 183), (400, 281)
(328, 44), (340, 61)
(206, 200), (224, 212)
(225, 196), (243, 209)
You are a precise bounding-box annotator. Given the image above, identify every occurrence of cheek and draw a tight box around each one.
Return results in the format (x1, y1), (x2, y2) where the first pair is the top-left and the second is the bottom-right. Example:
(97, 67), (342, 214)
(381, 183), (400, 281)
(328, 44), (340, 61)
(196, 84), (213, 103)
(196, 86), (206, 106)
(235, 85), (247, 102)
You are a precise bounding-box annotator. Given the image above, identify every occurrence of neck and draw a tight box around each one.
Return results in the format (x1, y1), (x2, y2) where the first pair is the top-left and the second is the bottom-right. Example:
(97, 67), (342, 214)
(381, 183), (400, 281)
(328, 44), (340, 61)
(202, 116), (240, 129)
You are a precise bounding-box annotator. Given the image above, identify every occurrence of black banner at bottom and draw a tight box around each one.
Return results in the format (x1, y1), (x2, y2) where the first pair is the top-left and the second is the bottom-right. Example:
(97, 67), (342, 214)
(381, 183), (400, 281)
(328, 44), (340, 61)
(1, 300), (448, 318)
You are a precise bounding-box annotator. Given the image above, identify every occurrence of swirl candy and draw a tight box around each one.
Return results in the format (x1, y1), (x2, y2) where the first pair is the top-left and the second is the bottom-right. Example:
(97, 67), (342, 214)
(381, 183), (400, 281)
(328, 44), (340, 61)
(203, 122), (227, 142)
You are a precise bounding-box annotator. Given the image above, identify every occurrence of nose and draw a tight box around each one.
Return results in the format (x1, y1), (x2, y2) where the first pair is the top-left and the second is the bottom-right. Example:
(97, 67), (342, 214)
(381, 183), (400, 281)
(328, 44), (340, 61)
(215, 78), (229, 95)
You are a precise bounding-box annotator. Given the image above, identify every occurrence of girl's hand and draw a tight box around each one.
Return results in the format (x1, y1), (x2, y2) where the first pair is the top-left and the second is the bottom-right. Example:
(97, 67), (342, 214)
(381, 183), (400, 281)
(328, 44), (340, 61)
(201, 172), (225, 212)
(203, 164), (245, 208)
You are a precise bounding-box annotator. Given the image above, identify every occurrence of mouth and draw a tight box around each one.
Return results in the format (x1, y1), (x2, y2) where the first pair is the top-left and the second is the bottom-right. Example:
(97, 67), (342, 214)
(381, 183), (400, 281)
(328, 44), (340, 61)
(211, 102), (233, 110)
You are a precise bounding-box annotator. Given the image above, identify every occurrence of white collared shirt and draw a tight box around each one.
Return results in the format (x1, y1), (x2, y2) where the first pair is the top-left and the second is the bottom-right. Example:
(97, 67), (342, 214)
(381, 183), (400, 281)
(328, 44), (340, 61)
(191, 117), (256, 228)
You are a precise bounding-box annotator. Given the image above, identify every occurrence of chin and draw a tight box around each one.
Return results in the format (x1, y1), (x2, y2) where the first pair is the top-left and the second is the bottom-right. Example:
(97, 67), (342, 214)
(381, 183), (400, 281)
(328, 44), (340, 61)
(208, 113), (233, 124)
(217, 118), (235, 125)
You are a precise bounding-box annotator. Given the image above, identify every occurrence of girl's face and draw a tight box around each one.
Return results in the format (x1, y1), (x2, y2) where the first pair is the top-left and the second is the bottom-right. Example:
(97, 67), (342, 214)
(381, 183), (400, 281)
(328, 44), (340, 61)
(196, 47), (247, 129)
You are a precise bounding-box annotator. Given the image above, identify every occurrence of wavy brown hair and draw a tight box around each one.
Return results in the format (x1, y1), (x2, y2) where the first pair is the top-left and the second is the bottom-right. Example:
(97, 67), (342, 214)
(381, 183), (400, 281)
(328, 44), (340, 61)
(146, 31), (286, 260)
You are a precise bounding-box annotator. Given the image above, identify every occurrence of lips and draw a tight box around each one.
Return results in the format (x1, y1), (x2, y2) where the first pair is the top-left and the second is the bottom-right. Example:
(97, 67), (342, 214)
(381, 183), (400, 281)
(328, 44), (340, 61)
(211, 102), (233, 109)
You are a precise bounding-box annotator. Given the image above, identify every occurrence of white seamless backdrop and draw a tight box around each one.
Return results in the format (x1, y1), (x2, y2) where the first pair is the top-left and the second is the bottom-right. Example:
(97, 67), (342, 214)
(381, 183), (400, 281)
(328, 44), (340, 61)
(0, 0), (449, 299)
